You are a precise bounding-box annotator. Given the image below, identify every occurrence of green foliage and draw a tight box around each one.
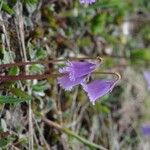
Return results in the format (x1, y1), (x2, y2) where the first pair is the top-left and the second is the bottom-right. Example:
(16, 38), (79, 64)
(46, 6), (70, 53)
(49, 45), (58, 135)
(95, 102), (110, 114)
(0, 88), (32, 104)
(8, 66), (19, 76)
(0, 96), (31, 104)
(140, 25), (150, 43)
(24, 0), (38, 5)
(28, 64), (45, 74)
(10, 88), (31, 99)
(35, 48), (47, 60)
(0, 139), (8, 148)
(0, 0), (14, 14)
(130, 48), (150, 61)
(91, 13), (107, 35)
(32, 81), (48, 92)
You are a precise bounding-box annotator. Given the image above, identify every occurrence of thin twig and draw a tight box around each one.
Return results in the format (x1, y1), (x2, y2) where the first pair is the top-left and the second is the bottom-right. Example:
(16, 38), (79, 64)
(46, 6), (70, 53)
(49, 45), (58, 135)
(33, 116), (51, 150)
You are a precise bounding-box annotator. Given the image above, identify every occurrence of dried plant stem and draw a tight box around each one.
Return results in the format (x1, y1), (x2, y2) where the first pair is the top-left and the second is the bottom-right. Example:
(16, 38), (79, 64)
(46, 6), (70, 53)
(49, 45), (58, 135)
(28, 101), (33, 150)
(42, 117), (108, 150)
(0, 56), (102, 68)
(15, 2), (33, 149)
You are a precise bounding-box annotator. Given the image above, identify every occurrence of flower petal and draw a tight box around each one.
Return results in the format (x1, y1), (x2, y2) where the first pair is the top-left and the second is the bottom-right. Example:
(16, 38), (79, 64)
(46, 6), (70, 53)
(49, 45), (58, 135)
(66, 61), (98, 81)
(80, 0), (96, 4)
(83, 79), (115, 104)
(57, 74), (85, 91)
(143, 71), (150, 90)
(141, 123), (150, 136)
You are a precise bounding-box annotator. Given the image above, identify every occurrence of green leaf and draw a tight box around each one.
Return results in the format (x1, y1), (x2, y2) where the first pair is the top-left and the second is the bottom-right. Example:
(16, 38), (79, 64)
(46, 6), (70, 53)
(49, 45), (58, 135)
(91, 13), (107, 35)
(1, 1), (14, 14)
(0, 96), (31, 104)
(9, 88), (31, 99)
(28, 64), (45, 74)
(35, 48), (47, 60)
(32, 81), (47, 92)
(0, 139), (8, 148)
(8, 66), (19, 76)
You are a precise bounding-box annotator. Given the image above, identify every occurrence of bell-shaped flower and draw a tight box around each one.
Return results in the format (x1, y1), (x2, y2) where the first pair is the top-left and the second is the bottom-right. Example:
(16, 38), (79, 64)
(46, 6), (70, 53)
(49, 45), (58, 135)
(58, 60), (99, 90)
(59, 61), (98, 81)
(82, 79), (116, 105)
(79, 0), (96, 4)
(143, 71), (150, 90)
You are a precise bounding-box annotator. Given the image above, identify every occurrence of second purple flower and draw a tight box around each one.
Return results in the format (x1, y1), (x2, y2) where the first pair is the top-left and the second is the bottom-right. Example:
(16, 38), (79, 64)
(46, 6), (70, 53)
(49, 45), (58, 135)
(82, 79), (116, 105)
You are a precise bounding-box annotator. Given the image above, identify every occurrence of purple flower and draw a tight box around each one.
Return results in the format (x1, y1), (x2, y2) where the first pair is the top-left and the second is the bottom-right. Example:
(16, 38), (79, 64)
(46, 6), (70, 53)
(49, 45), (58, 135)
(58, 60), (98, 90)
(58, 74), (86, 91)
(141, 123), (150, 136)
(79, 0), (96, 4)
(82, 79), (116, 105)
(59, 61), (98, 81)
(143, 71), (150, 90)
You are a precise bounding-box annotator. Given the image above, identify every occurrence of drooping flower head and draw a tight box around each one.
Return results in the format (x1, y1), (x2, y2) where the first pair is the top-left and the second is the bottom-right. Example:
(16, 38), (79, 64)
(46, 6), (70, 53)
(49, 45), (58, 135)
(57, 58), (120, 105)
(79, 0), (96, 4)
(82, 79), (116, 105)
(59, 61), (98, 81)
(58, 60), (99, 90)
(143, 71), (150, 90)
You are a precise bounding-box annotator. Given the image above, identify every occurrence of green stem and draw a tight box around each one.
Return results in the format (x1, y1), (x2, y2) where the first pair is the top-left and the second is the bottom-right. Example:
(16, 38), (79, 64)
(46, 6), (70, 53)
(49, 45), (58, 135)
(42, 117), (107, 150)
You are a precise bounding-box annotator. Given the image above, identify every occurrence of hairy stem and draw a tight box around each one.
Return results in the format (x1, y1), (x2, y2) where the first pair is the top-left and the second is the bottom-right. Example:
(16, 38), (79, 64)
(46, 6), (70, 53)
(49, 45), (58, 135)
(0, 56), (102, 68)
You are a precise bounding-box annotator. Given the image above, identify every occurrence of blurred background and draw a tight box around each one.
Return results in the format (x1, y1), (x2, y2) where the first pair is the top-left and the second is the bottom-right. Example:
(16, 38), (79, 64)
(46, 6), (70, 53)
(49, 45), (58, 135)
(0, 0), (150, 149)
